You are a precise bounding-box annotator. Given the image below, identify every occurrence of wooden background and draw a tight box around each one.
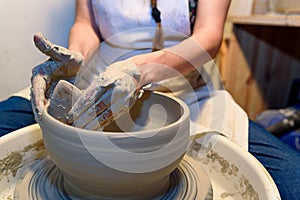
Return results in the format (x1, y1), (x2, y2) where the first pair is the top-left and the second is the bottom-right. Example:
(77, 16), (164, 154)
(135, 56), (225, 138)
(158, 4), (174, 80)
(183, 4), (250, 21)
(218, 20), (300, 120)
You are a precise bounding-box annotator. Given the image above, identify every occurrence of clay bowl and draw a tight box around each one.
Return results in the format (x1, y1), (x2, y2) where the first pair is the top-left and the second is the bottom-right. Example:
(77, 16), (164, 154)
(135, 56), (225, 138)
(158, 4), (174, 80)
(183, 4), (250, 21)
(41, 91), (190, 200)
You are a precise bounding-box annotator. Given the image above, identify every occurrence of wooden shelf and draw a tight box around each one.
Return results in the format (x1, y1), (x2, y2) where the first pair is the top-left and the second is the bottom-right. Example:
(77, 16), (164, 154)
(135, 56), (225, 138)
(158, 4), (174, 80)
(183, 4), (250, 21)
(220, 14), (300, 119)
(228, 14), (300, 27)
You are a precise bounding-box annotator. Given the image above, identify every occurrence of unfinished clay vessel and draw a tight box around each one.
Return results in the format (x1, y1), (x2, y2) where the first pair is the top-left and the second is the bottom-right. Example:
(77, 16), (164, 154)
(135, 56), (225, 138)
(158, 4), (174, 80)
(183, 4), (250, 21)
(41, 91), (190, 199)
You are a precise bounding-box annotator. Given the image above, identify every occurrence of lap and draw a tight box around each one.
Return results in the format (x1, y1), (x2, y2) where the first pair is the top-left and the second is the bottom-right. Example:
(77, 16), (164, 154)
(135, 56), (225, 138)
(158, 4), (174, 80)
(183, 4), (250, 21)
(0, 96), (36, 136)
(248, 120), (300, 200)
(1, 96), (299, 199)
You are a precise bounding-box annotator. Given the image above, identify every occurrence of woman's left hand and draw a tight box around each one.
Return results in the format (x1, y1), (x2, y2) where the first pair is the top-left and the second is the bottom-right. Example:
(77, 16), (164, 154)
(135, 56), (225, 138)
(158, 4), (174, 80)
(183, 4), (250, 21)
(50, 60), (142, 130)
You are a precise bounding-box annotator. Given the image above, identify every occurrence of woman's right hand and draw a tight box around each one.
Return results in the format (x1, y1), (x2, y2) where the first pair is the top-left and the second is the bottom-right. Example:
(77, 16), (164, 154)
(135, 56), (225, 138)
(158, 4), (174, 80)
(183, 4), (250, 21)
(31, 32), (83, 121)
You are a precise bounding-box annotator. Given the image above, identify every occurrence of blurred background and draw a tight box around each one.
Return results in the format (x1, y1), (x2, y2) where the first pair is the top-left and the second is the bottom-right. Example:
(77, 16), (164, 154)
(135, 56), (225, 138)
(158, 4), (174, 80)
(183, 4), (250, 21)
(0, 0), (75, 100)
(220, 0), (300, 152)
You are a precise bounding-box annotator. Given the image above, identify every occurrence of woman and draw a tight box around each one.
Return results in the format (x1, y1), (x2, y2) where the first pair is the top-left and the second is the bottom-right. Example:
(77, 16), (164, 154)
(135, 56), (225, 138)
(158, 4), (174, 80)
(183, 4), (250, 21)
(1, 0), (299, 199)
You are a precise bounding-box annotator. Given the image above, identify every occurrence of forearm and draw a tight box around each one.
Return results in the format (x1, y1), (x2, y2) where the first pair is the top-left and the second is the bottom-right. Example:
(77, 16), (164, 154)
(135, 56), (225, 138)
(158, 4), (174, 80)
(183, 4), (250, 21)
(160, 27), (224, 74)
(68, 0), (100, 58)
(68, 21), (100, 58)
(132, 0), (230, 87)
(132, 30), (222, 87)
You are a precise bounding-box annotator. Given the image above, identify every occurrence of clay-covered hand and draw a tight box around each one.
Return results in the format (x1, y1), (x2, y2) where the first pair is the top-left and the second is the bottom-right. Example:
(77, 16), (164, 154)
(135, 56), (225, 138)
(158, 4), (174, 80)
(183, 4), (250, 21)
(54, 60), (142, 130)
(31, 32), (83, 121)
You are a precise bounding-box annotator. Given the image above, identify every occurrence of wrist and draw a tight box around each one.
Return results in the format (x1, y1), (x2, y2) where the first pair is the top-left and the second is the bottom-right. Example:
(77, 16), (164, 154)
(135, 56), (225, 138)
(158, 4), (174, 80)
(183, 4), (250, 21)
(131, 51), (185, 88)
(164, 37), (211, 69)
(68, 45), (85, 58)
(129, 51), (164, 86)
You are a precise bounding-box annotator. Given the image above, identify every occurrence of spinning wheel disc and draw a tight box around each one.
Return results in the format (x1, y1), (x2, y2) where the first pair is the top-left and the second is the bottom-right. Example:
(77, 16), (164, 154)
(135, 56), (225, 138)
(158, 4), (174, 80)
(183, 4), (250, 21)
(14, 156), (212, 200)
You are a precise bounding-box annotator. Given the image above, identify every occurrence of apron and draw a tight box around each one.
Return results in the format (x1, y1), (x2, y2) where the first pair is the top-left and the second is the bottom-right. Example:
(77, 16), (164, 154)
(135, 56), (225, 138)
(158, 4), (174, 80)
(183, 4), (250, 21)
(14, 0), (248, 150)
(76, 0), (249, 150)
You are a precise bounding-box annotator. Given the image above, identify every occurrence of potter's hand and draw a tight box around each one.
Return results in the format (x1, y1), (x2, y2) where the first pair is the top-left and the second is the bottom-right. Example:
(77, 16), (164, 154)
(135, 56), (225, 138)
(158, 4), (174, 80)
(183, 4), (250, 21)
(31, 32), (83, 121)
(67, 60), (142, 130)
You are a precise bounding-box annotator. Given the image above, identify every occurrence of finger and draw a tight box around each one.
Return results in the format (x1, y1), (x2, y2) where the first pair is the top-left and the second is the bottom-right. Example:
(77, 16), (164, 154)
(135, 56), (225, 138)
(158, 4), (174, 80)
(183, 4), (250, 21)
(68, 71), (120, 120)
(48, 80), (82, 123)
(68, 82), (111, 120)
(71, 86), (115, 128)
(84, 96), (135, 131)
(33, 32), (82, 66)
(32, 55), (78, 86)
(33, 32), (62, 58)
(84, 108), (114, 130)
(71, 80), (134, 129)
(74, 86), (136, 130)
(31, 75), (47, 118)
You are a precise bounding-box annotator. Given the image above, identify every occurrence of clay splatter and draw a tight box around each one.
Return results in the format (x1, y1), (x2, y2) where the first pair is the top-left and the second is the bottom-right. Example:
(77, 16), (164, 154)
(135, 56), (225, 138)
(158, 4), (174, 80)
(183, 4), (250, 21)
(187, 138), (259, 200)
(6, 195), (12, 200)
(0, 139), (46, 181)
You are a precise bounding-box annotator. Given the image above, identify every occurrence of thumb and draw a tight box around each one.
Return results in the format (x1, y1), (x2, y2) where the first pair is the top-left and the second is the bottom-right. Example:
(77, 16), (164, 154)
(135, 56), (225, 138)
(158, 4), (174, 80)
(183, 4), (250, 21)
(33, 32), (70, 62)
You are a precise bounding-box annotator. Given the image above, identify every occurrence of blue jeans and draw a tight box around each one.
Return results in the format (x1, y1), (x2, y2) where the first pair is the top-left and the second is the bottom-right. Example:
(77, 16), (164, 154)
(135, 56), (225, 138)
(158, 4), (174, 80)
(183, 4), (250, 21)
(0, 96), (36, 136)
(0, 96), (299, 199)
(248, 120), (300, 200)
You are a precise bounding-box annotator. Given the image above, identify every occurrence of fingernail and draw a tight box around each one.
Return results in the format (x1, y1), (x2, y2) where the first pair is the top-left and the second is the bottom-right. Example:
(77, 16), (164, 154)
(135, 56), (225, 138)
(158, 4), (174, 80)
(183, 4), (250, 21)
(33, 32), (45, 43)
(33, 34), (41, 44)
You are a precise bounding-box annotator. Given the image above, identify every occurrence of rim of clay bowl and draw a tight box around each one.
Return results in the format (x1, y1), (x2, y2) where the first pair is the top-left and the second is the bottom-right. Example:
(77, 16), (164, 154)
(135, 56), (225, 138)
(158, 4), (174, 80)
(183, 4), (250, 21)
(42, 91), (190, 138)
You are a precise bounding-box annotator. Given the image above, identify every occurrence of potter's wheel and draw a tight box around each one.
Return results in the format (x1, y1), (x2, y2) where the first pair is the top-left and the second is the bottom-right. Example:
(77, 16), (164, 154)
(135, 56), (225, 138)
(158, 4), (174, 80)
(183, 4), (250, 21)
(0, 124), (281, 200)
(13, 155), (212, 200)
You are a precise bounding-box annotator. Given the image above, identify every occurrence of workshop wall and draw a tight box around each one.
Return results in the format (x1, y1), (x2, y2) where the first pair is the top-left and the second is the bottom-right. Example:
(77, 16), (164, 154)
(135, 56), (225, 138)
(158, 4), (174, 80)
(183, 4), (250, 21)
(0, 0), (75, 100)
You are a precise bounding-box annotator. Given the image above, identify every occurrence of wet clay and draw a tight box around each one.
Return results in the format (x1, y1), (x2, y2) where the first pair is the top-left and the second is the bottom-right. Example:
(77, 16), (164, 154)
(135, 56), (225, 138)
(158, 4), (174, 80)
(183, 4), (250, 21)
(207, 151), (259, 200)
(187, 138), (259, 200)
(0, 140), (46, 181)
(41, 91), (190, 199)
(14, 155), (212, 200)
